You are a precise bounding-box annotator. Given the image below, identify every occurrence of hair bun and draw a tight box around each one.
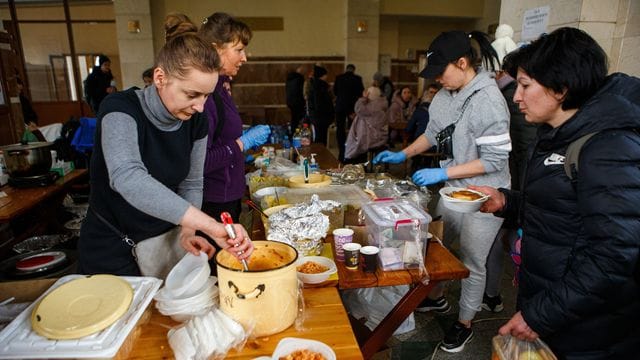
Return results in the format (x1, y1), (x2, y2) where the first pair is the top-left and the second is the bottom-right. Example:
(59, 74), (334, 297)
(164, 13), (198, 42)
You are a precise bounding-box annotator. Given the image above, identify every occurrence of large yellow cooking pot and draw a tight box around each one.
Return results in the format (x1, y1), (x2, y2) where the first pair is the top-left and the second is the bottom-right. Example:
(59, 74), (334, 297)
(216, 241), (299, 337)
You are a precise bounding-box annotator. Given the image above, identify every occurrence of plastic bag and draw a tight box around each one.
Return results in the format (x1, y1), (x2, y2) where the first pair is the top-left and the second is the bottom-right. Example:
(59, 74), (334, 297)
(341, 285), (415, 335)
(492, 334), (557, 360)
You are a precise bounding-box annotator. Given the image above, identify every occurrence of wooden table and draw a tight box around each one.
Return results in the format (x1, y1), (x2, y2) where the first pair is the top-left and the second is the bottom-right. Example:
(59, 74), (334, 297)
(249, 144), (469, 359)
(0, 169), (87, 222)
(336, 237), (469, 359)
(0, 169), (88, 259)
(129, 286), (363, 359)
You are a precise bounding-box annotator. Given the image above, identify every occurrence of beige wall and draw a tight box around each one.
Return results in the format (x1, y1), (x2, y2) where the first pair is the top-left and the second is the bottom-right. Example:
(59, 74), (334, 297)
(150, 0), (346, 57)
(380, 0), (485, 18)
(499, 0), (639, 75)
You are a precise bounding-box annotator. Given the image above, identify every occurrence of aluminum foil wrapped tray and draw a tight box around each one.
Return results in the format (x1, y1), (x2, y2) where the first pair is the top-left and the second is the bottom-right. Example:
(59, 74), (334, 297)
(266, 194), (341, 256)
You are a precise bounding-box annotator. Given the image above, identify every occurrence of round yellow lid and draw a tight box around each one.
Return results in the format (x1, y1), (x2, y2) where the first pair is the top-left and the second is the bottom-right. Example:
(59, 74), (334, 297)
(31, 275), (133, 339)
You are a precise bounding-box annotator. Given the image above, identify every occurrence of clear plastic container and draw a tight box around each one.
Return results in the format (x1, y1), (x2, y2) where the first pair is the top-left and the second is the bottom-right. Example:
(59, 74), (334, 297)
(362, 199), (432, 271)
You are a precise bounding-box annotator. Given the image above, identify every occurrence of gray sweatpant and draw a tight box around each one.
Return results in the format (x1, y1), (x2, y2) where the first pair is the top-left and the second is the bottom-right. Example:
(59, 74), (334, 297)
(436, 199), (504, 322)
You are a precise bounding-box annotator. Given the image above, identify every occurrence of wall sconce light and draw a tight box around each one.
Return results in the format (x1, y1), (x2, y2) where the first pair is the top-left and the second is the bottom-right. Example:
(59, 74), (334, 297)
(356, 20), (367, 33)
(127, 20), (141, 33)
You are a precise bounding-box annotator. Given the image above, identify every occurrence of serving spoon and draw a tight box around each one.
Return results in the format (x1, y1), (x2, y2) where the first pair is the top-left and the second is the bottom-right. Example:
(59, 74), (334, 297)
(220, 212), (249, 271)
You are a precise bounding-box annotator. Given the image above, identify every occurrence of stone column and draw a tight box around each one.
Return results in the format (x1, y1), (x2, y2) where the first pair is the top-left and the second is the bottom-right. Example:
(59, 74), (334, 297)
(500, 0), (638, 76)
(345, 0), (380, 87)
(113, 0), (155, 89)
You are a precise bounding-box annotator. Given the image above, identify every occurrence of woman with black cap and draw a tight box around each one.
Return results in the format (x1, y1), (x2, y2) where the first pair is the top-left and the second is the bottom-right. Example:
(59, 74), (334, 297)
(84, 54), (116, 114)
(374, 30), (510, 353)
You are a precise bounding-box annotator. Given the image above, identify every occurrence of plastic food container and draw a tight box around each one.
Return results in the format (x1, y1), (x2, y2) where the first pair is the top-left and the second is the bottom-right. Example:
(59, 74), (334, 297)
(362, 199), (432, 271)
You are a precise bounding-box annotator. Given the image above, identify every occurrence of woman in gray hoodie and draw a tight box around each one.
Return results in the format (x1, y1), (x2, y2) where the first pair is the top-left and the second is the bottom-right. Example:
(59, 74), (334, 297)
(374, 30), (509, 353)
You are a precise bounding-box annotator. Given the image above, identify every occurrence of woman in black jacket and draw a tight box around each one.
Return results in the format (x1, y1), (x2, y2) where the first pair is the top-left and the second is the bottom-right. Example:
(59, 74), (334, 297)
(474, 27), (640, 359)
(307, 65), (334, 145)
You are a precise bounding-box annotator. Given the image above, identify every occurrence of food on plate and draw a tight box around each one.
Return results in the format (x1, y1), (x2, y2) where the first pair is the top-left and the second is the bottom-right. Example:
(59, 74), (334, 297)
(447, 189), (485, 201)
(296, 261), (329, 274)
(279, 349), (327, 360)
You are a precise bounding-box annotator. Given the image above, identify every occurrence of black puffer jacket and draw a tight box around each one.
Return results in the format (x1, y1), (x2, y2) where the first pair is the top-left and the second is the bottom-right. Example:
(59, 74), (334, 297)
(501, 73), (640, 359)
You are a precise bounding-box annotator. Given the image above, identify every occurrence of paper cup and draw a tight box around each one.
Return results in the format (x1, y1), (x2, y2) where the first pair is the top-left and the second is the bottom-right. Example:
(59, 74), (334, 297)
(332, 228), (354, 262)
(360, 246), (379, 273)
(342, 243), (361, 270)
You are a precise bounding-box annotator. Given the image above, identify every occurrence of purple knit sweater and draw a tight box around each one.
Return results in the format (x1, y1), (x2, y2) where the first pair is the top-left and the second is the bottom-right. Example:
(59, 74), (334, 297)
(203, 75), (245, 203)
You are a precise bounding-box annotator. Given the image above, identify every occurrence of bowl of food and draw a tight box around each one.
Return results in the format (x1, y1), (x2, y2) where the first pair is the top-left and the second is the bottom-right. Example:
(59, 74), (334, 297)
(252, 186), (288, 204)
(288, 174), (332, 188)
(271, 337), (336, 360)
(439, 186), (489, 213)
(295, 256), (337, 284)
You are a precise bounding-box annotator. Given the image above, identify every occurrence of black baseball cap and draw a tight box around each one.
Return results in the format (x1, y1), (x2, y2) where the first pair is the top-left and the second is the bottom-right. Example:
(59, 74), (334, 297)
(419, 31), (471, 79)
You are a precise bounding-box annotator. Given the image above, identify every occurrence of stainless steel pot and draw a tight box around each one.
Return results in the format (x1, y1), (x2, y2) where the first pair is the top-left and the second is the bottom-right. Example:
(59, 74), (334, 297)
(0, 141), (53, 177)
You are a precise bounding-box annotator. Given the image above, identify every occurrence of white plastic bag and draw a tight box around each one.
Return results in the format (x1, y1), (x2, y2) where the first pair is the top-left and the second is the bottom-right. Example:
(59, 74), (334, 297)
(341, 285), (415, 335)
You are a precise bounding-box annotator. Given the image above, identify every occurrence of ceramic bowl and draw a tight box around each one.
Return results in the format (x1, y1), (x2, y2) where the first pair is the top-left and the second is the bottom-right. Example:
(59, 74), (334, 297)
(295, 256), (337, 284)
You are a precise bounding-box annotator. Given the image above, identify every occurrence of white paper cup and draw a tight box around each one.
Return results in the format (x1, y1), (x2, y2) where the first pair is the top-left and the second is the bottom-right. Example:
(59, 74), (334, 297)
(332, 228), (354, 262)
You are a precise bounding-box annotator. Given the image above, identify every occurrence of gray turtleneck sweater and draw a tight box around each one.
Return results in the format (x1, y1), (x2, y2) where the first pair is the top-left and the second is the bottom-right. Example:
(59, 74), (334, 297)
(99, 85), (207, 225)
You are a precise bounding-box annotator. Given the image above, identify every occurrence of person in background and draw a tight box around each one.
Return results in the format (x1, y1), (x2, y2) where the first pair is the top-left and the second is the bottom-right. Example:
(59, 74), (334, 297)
(84, 54), (116, 114)
(78, 14), (253, 276)
(142, 67), (154, 88)
(387, 86), (417, 147)
(481, 53), (538, 313)
(407, 84), (439, 142)
(16, 76), (38, 129)
(473, 27), (640, 359)
(285, 65), (307, 135)
(333, 64), (364, 162)
(373, 71), (394, 106)
(406, 83), (439, 172)
(374, 30), (508, 353)
(198, 12), (270, 224)
(344, 86), (388, 163)
(307, 65), (334, 145)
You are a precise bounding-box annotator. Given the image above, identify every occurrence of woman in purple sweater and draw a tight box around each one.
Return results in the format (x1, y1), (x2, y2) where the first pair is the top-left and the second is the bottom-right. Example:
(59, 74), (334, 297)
(197, 13), (270, 223)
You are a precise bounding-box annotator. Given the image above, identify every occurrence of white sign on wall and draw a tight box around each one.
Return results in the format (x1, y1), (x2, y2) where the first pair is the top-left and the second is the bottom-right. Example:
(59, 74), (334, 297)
(522, 5), (550, 41)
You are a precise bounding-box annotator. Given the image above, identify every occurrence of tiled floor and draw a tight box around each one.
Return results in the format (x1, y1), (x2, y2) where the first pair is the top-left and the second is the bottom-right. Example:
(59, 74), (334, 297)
(368, 250), (517, 360)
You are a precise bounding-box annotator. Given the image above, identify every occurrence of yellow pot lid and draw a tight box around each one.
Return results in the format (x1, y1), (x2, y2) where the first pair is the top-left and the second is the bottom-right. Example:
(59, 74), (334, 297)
(31, 274), (133, 340)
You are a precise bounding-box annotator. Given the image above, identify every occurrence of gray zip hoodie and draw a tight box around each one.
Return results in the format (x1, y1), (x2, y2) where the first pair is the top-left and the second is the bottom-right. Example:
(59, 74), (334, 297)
(424, 70), (511, 188)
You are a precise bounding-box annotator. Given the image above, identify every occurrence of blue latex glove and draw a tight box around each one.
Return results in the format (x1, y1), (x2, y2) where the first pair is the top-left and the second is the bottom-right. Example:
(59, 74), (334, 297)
(412, 168), (448, 186)
(239, 125), (271, 150)
(372, 150), (406, 164)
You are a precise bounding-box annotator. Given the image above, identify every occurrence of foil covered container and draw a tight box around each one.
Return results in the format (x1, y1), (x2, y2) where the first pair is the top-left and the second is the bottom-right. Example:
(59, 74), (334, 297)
(266, 195), (341, 256)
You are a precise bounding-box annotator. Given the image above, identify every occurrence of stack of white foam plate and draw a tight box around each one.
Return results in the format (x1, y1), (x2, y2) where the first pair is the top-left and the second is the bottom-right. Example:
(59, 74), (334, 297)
(0, 275), (161, 359)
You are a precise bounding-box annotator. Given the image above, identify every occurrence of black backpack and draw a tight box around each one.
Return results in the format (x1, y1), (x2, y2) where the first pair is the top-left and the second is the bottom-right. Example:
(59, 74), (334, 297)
(564, 130), (640, 286)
